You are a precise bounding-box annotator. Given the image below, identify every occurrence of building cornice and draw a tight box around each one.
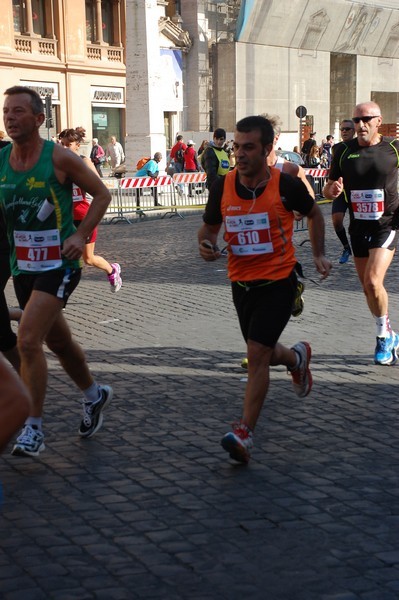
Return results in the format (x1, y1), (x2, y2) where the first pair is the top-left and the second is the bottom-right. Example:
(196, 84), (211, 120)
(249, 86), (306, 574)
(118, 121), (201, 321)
(158, 16), (192, 52)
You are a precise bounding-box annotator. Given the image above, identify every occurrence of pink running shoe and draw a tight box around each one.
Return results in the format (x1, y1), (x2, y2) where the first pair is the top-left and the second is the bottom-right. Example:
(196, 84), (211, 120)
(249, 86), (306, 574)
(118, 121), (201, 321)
(108, 263), (122, 293)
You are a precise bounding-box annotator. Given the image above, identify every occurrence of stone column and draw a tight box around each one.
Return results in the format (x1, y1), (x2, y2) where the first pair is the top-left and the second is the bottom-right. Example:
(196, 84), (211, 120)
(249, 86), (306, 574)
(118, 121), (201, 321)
(112, 0), (122, 47)
(24, 0), (35, 36)
(125, 0), (166, 173)
(180, 0), (210, 132)
(94, 0), (103, 44)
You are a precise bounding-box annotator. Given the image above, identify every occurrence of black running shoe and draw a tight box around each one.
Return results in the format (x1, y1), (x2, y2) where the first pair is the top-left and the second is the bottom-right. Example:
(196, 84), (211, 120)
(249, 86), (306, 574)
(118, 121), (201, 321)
(78, 385), (113, 438)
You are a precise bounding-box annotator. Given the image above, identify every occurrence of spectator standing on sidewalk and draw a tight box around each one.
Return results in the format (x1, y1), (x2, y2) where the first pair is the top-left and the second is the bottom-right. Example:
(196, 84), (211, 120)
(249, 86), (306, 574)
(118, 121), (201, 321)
(197, 139), (209, 158)
(198, 115), (331, 463)
(183, 140), (201, 197)
(90, 138), (105, 177)
(167, 134), (186, 175)
(202, 128), (230, 190)
(301, 132), (317, 163)
(331, 119), (355, 264)
(59, 127), (122, 292)
(106, 135), (125, 170)
(135, 152), (162, 207)
(0, 85), (114, 457)
(307, 144), (321, 167)
(320, 135), (334, 167)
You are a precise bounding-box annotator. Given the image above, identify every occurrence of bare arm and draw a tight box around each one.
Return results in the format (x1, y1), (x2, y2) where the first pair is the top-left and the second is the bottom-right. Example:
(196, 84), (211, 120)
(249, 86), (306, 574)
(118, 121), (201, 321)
(306, 202), (332, 279)
(83, 155), (100, 176)
(52, 144), (111, 259)
(198, 222), (222, 261)
(297, 165), (315, 198)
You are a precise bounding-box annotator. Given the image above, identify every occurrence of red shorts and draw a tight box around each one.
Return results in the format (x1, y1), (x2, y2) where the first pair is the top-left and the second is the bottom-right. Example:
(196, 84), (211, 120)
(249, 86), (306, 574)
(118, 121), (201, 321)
(73, 220), (98, 244)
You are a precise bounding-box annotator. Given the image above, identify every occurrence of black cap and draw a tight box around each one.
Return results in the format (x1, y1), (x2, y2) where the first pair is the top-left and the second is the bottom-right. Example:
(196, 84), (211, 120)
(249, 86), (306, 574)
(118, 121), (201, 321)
(214, 128), (226, 139)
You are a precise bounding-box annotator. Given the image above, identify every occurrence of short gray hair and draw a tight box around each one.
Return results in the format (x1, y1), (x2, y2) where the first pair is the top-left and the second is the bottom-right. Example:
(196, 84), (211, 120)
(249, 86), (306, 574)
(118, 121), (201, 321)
(262, 113), (282, 138)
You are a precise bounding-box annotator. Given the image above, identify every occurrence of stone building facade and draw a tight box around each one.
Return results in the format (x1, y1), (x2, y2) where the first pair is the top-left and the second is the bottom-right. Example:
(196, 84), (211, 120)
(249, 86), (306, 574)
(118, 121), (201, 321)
(179, 0), (399, 145)
(1, 0), (398, 170)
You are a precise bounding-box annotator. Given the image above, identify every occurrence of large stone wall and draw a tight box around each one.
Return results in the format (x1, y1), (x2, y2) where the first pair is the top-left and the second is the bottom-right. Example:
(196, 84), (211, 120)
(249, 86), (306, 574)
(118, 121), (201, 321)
(237, 0), (399, 60)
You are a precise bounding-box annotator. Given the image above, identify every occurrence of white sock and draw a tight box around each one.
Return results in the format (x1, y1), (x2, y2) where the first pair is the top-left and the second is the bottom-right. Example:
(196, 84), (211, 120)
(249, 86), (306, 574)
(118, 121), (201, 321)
(25, 417), (42, 431)
(288, 349), (301, 371)
(375, 315), (390, 338)
(83, 382), (101, 404)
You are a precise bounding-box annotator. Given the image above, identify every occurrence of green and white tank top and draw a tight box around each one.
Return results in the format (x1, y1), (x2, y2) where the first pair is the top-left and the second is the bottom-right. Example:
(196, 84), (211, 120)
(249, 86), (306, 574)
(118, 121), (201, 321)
(0, 140), (81, 275)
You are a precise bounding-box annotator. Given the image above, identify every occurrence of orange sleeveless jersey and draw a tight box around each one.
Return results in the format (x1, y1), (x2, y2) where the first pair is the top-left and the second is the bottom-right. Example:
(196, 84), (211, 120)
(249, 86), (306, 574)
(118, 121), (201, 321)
(221, 168), (297, 282)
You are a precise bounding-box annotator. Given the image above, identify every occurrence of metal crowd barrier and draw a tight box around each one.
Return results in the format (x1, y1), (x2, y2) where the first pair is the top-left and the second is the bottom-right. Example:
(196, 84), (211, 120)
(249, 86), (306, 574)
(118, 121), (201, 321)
(103, 169), (330, 223)
(304, 168), (329, 200)
(103, 172), (209, 222)
(294, 169), (331, 241)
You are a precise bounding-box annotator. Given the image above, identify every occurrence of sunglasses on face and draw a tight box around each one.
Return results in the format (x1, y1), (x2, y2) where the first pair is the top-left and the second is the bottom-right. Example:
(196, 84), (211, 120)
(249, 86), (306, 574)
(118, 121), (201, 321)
(352, 115), (380, 124)
(340, 127), (353, 132)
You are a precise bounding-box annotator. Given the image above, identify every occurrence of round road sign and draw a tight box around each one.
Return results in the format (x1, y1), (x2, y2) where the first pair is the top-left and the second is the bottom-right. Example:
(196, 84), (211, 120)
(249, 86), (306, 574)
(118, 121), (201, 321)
(296, 105), (307, 119)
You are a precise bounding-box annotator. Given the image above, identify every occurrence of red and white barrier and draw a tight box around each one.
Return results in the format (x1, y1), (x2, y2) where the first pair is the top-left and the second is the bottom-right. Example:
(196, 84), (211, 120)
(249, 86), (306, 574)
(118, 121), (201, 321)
(119, 175), (173, 189)
(173, 173), (207, 184)
(304, 169), (329, 177)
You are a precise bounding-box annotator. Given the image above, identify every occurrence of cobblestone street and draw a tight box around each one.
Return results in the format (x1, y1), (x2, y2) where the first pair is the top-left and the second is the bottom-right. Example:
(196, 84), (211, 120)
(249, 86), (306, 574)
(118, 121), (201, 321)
(1, 206), (399, 600)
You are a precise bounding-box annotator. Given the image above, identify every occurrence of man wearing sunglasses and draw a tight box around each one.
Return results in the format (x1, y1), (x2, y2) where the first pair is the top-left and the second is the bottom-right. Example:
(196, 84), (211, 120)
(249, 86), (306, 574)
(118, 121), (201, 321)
(323, 102), (399, 366)
(331, 120), (355, 264)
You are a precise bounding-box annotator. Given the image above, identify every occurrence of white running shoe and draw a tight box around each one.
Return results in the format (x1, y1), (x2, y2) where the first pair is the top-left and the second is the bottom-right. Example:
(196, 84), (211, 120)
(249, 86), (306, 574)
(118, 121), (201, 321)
(12, 425), (45, 457)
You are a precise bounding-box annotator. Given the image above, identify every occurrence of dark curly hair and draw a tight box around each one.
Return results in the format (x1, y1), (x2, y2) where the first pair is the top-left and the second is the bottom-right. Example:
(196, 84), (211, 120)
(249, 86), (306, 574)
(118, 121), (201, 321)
(58, 127), (86, 143)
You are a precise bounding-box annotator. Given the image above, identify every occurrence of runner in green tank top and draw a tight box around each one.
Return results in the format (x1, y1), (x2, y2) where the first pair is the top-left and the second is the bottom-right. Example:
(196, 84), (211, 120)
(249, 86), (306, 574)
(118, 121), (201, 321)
(0, 85), (113, 458)
(0, 140), (80, 276)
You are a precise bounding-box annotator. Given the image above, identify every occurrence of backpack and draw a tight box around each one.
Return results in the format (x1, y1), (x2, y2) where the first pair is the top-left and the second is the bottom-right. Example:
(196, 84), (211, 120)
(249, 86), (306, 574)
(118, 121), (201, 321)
(136, 156), (151, 170)
(175, 144), (184, 164)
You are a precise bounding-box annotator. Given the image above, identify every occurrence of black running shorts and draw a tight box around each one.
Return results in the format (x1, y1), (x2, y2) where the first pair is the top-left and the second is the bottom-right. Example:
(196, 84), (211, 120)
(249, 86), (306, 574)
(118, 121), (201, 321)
(13, 268), (82, 309)
(231, 271), (297, 348)
(350, 228), (399, 258)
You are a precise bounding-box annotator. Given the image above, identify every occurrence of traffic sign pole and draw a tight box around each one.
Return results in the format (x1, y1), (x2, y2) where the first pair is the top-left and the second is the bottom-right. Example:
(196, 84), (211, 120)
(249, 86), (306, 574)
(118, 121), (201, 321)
(296, 105), (307, 152)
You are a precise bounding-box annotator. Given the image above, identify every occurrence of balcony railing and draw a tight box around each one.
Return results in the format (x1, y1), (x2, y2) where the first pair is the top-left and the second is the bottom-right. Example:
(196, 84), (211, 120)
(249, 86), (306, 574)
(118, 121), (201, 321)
(13, 36), (123, 64)
(87, 44), (124, 63)
(15, 35), (57, 56)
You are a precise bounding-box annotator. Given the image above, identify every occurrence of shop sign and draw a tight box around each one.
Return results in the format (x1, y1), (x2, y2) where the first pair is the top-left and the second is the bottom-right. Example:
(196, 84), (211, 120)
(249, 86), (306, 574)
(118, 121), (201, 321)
(20, 80), (59, 101)
(91, 86), (124, 104)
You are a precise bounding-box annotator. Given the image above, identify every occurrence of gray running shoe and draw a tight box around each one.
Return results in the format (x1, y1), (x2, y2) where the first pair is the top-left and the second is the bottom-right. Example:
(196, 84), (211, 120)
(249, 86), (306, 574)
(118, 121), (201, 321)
(12, 425), (45, 457)
(289, 341), (313, 397)
(78, 385), (113, 438)
(221, 421), (253, 463)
